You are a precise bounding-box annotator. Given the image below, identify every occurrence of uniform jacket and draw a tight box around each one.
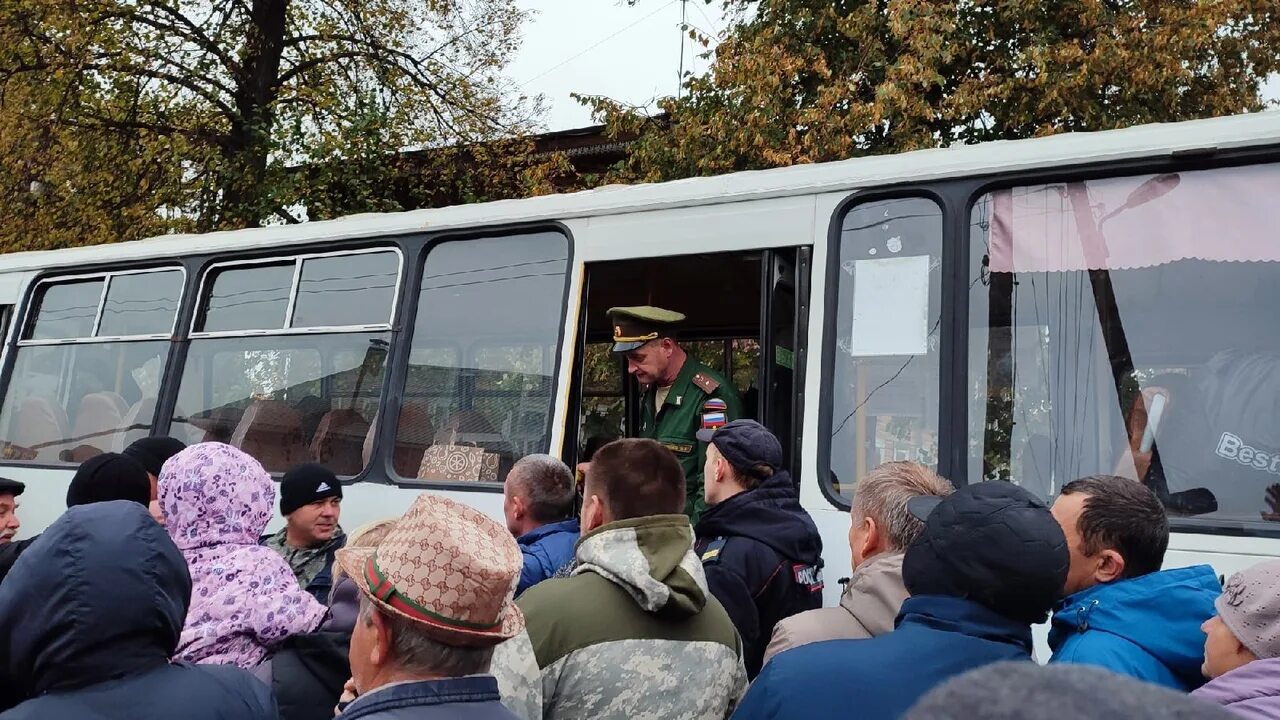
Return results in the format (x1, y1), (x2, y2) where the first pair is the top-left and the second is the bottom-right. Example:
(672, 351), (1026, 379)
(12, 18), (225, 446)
(640, 358), (744, 523)
(519, 514), (747, 720)
(1049, 564), (1220, 691)
(694, 470), (823, 678)
(263, 527), (347, 604)
(0, 501), (277, 720)
(516, 518), (580, 596)
(337, 676), (517, 720)
(733, 595), (1034, 720)
(763, 552), (908, 666)
(1191, 657), (1280, 719)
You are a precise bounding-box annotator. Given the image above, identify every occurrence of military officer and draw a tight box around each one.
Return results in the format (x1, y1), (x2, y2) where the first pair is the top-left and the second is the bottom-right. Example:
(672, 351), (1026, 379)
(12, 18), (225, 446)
(609, 306), (744, 523)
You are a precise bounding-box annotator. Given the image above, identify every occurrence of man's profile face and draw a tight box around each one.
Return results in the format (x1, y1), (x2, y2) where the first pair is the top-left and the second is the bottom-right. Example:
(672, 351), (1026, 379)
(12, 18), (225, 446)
(1051, 492), (1098, 596)
(0, 493), (19, 543)
(288, 496), (341, 546)
(626, 340), (673, 386)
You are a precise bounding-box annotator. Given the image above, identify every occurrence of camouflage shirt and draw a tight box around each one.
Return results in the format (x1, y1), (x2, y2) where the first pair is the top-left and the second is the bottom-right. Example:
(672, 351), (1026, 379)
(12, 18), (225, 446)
(262, 527), (345, 597)
(518, 515), (748, 720)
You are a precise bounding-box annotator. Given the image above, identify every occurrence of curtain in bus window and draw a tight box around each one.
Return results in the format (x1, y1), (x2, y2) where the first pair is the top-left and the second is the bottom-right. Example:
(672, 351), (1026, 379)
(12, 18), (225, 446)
(395, 232), (569, 484)
(988, 166), (1280, 272)
(970, 163), (1280, 529)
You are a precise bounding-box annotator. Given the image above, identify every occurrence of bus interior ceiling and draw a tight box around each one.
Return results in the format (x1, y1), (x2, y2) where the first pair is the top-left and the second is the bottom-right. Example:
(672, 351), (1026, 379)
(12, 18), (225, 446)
(583, 252), (764, 341)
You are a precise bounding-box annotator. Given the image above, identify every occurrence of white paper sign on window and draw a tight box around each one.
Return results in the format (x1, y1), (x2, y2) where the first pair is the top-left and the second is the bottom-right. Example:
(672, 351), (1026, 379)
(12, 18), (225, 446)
(850, 255), (930, 357)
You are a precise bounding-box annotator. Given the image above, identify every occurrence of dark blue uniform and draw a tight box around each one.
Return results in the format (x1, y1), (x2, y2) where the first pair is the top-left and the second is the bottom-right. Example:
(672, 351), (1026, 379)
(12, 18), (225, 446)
(694, 470), (823, 679)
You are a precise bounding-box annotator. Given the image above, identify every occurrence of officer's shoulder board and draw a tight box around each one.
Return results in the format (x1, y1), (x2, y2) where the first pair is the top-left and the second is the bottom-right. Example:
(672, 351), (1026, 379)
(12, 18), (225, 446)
(700, 536), (728, 564)
(692, 371), (720, 394)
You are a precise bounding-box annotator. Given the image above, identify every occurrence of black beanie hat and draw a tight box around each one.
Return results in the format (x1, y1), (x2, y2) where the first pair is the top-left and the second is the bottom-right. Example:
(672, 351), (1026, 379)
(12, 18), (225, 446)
(280, 463), (342, 516)
(66, 453), (152, 509)
(123, 436), (188, 477)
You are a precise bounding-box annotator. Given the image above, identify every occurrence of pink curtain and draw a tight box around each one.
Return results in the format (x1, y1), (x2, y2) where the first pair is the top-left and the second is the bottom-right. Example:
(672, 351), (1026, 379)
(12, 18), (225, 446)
(989, 163), (1280, 273)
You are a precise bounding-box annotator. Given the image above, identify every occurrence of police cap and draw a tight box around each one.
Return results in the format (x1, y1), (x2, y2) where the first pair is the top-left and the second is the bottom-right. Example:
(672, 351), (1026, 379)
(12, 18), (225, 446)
(608, 306), (686, 352)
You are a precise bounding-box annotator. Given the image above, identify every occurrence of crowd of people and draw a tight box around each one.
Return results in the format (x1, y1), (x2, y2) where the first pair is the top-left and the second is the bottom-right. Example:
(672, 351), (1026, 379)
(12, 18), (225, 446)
(1, 419), (1280, 719)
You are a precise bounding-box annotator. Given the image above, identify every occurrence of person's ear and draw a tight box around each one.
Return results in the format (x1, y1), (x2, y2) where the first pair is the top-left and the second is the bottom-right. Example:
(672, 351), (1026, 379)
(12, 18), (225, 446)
(1095, 549), (1126, 584)
(860, 516), (882, 560)
(369, 607), (392, 666)
(582, 493), (605, 533)
(511, 493), (526, 521)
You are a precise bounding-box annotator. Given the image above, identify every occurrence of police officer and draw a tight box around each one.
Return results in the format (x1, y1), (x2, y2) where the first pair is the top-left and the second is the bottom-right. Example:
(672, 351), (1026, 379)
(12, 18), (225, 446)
(694, 419), (823, 679)
(609, 306), (744, 522)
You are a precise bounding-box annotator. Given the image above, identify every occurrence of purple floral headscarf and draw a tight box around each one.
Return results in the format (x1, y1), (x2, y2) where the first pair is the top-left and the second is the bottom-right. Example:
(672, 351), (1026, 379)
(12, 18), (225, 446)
(159, 442), (326, 668)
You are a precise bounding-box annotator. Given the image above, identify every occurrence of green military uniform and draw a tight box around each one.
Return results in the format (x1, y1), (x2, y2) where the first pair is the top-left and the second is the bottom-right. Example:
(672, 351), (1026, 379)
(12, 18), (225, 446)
(610, 307), (744, 524)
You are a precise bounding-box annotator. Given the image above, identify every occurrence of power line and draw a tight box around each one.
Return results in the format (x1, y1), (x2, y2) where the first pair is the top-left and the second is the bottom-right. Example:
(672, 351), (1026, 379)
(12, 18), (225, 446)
(518, 0), (679, 89)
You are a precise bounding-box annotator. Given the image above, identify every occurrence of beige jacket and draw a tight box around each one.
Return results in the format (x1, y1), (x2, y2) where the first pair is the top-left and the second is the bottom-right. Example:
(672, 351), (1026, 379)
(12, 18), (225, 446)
(762, 552), (908, 666)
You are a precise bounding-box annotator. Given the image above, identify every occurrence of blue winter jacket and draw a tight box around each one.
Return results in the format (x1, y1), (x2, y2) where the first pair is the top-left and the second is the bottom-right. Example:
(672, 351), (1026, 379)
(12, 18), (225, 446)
(515, 518), (579, 596)
(1049, 564), (1220, 691)
(0, 501), (277, 720)
(732, 595), (1034, 720)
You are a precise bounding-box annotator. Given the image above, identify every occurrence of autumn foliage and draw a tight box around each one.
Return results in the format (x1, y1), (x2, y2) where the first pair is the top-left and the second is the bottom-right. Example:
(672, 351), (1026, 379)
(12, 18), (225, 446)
(0, 0), (563, 249)
(585, 0), (1280, 183)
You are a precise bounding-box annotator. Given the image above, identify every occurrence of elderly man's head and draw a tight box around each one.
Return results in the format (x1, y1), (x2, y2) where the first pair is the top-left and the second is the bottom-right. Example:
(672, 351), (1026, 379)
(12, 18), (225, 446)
(503, 454), (575, 538)
(337, 493), (523, 696)
(848, 462), (954, 571)
(0, 477), (22, 544)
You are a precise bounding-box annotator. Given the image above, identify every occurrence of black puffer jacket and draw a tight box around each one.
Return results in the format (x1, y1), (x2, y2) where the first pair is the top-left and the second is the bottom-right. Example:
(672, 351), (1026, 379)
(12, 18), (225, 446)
(0, 537), (35, 587)
(0, 501), (277, 719)
(694, 471), (824, 678)
(270, 577), (358, 720)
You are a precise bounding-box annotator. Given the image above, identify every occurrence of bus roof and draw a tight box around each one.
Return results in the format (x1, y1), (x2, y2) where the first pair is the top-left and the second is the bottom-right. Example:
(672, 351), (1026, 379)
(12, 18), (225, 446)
(5, 111), (1280, 273)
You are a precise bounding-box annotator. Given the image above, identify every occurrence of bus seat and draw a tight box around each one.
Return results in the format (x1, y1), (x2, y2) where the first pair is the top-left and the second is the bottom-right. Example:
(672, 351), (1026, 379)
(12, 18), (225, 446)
(14, 396), (70, 462)
(364, 405), (436, 478)
(295, 395), (331, 448)
(231, 400), (305, 473)
(310, 409), (371, 476)
(67, 393), (128, 462)
(116, 397), (156, 451)
(200, 406), (244, 445)
(435, 409), (502, 446)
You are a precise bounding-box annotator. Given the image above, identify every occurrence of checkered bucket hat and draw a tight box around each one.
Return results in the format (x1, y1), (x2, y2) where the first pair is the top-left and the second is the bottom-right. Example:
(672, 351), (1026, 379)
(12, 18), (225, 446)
(336, 492), (524, 647)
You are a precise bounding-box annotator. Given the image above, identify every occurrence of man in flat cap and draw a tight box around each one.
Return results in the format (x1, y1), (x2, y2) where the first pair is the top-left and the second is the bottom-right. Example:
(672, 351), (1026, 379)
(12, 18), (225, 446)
(0, 477), (22, 545)
(608, 306), (743, 523)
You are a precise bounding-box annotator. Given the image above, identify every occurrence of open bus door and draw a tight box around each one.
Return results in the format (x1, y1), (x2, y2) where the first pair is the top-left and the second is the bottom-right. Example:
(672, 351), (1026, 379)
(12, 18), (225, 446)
(567, 248), (810, 481)
(760, 248), (810, 481)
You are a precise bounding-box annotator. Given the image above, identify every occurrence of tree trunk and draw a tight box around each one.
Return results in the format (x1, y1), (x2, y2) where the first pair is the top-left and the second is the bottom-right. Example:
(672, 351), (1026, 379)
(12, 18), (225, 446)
(216, 0), (289, 229)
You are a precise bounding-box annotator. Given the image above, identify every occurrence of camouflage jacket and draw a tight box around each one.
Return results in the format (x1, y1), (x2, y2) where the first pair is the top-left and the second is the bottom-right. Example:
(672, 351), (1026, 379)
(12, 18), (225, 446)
(518, 514), (747, 720)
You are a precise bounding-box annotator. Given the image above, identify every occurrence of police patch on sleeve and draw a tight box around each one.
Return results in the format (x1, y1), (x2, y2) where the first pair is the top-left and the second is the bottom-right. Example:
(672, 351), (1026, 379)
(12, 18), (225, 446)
(793, 563), (824, 593)
(701, 536), (728, 564)
(701, 398), (728, 431)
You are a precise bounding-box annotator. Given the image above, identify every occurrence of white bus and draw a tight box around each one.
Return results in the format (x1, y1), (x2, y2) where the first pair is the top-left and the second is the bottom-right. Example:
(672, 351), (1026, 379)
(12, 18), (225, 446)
(3, 111), (1280, 610)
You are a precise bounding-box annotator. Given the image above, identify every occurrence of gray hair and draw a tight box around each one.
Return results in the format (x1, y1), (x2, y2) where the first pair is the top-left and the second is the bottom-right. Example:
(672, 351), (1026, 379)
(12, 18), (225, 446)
(508, 454), (575, 523)
(358, 596), (494, 677)
(851, 462), (955, 551)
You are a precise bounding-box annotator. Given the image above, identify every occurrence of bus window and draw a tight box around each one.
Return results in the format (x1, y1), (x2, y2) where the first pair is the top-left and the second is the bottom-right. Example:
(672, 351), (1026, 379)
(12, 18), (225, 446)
(395, 231), (569, 485)
(0, 269), (183, 463)
(172, 249), (398, 475)
(825, 198), (943, 502)
(969, 163), (1280, 528)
